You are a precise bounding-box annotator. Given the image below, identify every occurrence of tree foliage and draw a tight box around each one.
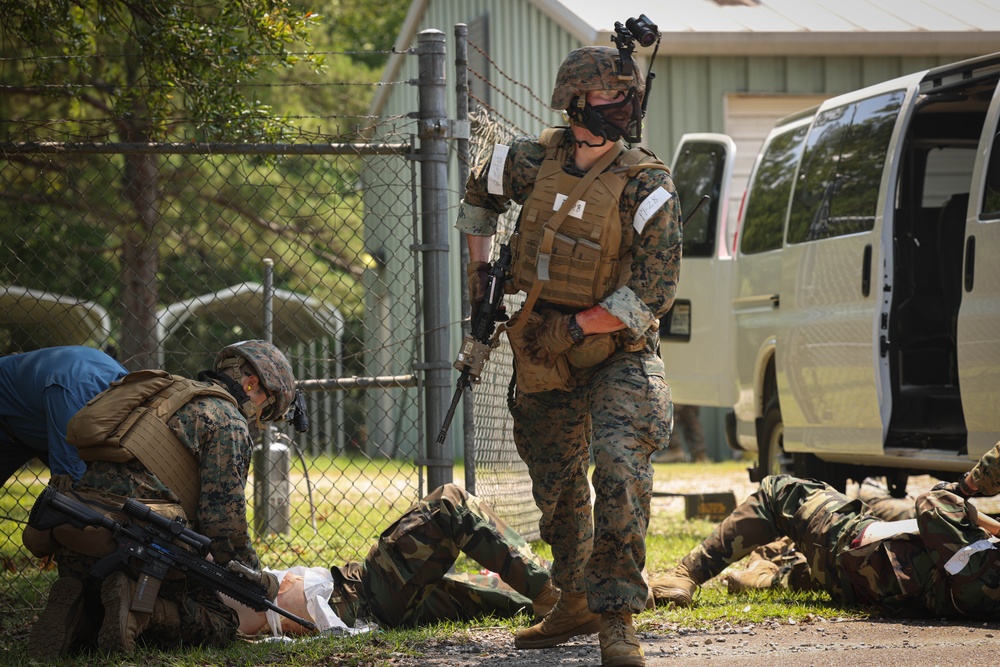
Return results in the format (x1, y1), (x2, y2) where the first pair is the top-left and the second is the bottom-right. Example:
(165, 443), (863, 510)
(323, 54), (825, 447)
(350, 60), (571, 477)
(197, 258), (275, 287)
(0, 0), (411, 369)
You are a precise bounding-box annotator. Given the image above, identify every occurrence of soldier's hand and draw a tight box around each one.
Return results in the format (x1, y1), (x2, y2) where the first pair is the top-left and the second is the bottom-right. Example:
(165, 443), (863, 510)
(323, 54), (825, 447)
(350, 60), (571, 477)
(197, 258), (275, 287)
(523, 309), (576, 367)
(227, 560), (280, 601)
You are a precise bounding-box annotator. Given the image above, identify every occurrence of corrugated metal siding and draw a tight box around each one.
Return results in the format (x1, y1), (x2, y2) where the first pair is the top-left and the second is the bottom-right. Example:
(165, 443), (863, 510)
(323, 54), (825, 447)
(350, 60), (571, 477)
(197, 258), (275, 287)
(647, 54), (981, 162)
(563, 0), (1000, 34)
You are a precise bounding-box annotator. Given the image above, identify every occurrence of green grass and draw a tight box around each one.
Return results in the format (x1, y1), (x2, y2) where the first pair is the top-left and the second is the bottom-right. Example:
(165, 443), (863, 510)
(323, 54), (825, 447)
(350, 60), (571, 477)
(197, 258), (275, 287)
(0, 459), (870, 666)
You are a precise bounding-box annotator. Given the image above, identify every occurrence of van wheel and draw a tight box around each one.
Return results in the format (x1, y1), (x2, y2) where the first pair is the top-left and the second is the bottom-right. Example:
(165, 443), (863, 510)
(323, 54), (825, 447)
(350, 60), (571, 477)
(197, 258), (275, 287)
(760, 400), (793, 477)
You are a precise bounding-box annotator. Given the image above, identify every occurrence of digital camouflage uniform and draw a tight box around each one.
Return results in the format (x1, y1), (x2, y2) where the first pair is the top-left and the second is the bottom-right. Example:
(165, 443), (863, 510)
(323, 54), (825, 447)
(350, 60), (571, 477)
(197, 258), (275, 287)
(57, 395), (258, 647)
(676, 472), (1000, 617)
(328, 483), (552, 628)
(457, 129), (680, 614)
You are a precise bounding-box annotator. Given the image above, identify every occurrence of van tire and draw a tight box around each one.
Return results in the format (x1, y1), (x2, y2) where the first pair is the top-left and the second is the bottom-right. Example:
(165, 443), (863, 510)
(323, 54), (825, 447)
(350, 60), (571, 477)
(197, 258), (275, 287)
(760, 399), (793, 477)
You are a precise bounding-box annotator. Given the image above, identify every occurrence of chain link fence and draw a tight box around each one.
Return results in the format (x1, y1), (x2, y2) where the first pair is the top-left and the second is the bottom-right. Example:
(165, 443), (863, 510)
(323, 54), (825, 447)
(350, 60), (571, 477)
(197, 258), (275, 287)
(0, 26), (556, 615)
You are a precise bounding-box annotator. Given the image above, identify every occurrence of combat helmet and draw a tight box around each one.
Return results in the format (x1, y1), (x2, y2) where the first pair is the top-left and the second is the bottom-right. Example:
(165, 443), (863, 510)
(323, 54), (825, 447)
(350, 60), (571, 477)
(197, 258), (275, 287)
(214, 340), (295, 425)
(551, 46), (645, 143)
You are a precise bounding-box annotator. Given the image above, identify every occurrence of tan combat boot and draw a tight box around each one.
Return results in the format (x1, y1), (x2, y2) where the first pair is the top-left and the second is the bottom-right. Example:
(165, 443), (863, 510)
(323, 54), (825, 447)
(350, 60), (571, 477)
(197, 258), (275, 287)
(726, 554), (780, 593)
(514, 589), (602, 649)
(28, 576), (92, 660)
(599, 611), (644, 667)
(529, 580), (560, 621)
(648, 563), (698, 608)
(98, 571), (151, 653)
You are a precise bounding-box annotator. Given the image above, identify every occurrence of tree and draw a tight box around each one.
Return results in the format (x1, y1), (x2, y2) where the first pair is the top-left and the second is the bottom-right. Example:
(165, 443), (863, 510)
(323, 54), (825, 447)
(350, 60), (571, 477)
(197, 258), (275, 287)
(0, 0), (323, 368)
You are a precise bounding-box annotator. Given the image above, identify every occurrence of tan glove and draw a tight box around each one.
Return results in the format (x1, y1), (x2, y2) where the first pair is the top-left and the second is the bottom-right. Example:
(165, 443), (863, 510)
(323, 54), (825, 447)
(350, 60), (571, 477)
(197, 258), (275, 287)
(227, 560), (280, 601)
(523, 310), (578, 367)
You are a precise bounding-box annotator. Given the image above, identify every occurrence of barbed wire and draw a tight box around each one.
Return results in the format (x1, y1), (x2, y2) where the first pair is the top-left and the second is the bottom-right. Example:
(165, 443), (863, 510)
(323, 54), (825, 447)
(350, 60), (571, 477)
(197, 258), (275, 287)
(466, 39), (550, 110)
(0, 49), (406, 63)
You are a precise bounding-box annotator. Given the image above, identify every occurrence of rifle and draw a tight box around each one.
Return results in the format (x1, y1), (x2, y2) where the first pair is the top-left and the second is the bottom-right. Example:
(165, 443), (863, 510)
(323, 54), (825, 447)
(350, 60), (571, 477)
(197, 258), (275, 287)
(433, 243), (513, 447)
(27, 487), (316, 631)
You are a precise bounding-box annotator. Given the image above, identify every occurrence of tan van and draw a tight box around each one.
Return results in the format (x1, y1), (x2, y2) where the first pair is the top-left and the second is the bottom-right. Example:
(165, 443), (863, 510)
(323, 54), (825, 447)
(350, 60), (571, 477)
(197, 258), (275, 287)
(662, 52), (1000, 494)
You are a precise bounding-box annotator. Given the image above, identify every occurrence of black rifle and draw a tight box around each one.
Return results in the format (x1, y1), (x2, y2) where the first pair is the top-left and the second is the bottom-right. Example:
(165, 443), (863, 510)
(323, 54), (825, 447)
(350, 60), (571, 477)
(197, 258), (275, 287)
(27, 487), (316, 631)
(433, 243), (513, 448)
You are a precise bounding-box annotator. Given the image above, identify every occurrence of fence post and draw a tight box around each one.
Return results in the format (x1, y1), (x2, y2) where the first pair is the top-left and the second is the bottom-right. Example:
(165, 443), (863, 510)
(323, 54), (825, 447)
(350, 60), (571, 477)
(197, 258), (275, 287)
(416, 29), (454, 491)
(454, 23), (476, 496)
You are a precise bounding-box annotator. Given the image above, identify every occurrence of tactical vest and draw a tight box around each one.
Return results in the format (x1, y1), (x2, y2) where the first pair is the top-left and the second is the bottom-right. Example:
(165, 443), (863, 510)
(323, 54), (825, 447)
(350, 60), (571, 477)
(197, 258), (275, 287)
(509, 127), (668, 309)
(66, 369), (238, 519)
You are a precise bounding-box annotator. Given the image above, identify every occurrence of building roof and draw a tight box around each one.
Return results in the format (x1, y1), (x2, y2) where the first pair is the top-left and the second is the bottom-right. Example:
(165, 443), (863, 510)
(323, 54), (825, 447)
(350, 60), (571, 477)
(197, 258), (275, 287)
(371, 0), (1000, 121)
(532, 0), (1000, 55)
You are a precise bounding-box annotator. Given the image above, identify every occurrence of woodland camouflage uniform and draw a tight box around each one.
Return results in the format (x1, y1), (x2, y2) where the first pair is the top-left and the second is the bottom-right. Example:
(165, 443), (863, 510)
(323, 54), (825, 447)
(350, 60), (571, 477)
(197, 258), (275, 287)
(458, 129), (679, 613)
(663, 466), (1000, 617)
(327, 483), (553, 628)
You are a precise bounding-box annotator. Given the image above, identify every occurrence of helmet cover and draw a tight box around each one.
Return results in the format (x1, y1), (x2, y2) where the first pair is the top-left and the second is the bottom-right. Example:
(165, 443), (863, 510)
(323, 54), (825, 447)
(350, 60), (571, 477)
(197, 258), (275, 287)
(214, 340), (295, 423)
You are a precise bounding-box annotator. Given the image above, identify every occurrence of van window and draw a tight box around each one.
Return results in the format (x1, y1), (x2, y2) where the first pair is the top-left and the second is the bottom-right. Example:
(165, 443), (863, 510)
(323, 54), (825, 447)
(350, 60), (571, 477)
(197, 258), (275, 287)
(787, 90), (905, 243)
(740, 124), (808, 254)
(984, 131), (1000, 220)
(672, 141), (727, 257)
(923, 147), (977, 207)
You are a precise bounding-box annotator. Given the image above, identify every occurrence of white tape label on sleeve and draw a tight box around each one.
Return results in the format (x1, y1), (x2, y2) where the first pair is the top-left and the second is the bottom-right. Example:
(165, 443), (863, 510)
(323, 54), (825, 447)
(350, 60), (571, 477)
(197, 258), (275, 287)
(553, 194), (586, 219)
(634, 187), (672, 234)
(487, 144), (509, 196)
(944, 538), (996, 575)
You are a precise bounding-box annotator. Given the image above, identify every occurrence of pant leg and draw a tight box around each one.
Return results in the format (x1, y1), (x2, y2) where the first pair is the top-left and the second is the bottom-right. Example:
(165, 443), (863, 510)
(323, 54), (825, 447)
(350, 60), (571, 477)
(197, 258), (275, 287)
(679, 405), (707, 458)
(363, 483), (551, 628)
(414, 573), (533, 624)
(586, 354), (672, 613)
(0, 442), (40, 487)
(509, 386), (593, 595)
(683, 475), (870, 602)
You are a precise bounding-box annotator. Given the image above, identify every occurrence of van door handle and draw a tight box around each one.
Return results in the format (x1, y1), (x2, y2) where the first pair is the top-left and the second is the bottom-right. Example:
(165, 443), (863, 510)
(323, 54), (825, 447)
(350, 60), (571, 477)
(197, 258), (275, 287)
(770, 294), (780, 308)
(861, 244), (873, 297)
(964, 235), (976, 292)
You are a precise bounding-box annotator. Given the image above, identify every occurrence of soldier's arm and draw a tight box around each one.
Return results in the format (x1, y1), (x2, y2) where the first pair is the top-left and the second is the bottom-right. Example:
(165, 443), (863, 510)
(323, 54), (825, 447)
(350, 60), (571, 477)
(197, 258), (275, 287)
(177, 398), (261, 568)
(594, 168), (682, 339)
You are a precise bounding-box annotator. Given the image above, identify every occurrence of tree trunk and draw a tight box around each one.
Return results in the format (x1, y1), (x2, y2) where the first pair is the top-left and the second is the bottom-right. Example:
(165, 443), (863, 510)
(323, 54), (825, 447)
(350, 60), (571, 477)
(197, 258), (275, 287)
(118, 148), (160, 371)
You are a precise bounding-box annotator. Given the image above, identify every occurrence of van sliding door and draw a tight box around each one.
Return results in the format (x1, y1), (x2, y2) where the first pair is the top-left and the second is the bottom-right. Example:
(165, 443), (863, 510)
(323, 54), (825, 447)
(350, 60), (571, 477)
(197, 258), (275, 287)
(958, 82), (1000, 459)
(777, 89), (906, 455)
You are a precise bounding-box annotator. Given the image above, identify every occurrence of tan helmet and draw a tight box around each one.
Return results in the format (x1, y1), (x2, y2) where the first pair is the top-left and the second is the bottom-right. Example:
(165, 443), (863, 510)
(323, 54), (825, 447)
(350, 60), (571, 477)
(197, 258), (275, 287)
(550, 46), (645, 112)
(214, 340), (295, 424)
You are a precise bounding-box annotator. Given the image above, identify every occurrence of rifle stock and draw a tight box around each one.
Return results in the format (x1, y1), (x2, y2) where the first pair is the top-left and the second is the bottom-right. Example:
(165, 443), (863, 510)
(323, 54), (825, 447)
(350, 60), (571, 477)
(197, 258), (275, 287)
(28, 487), (316, 632)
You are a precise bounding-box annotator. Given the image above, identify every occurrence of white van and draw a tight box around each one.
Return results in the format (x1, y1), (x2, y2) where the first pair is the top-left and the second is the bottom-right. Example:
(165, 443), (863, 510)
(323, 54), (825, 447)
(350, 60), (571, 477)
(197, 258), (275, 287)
(661, 52), (1000, 494)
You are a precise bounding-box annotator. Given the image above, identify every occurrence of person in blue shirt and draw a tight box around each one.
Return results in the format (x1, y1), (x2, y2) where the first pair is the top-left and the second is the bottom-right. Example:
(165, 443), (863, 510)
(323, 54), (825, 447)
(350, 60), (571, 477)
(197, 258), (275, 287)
(0, 346), (127, 485)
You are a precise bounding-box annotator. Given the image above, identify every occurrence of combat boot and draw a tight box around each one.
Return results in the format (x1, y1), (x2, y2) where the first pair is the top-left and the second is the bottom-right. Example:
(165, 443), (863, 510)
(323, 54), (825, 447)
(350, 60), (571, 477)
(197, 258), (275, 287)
(98, 571), (151, 653)
(648, 562), (699, 608)
(529, 580), (560, 621)
(514, 590), (602, 649)
(726, 555), (779, 593)
(139, 596), (182, 649)
(599, 611), (644, 667)
(28, 576), (91, 660)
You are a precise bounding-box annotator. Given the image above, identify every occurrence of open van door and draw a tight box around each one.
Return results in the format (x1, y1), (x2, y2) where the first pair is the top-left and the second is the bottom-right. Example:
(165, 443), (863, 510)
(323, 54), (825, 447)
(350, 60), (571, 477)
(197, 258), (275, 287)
(659, 133), (737, 408)
(958, 81), (1000, 460)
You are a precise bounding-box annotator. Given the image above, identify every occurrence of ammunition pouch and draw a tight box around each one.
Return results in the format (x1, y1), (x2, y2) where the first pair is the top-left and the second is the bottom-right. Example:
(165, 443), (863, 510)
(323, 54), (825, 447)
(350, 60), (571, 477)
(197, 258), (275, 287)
(565, 333), (616, 369)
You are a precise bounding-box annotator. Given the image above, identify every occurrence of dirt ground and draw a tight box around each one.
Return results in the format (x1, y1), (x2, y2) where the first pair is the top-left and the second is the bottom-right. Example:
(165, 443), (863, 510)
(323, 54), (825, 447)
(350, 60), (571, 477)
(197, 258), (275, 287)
(391, 618), (1000, 667)
(387, 465), (1000, 667)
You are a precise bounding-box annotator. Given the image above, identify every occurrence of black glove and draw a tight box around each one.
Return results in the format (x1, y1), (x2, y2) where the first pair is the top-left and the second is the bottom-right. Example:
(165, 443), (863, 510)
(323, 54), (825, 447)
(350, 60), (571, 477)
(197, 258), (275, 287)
(931, 473), (976, 498)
